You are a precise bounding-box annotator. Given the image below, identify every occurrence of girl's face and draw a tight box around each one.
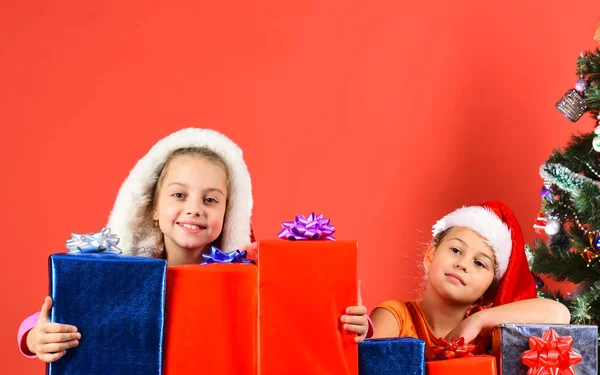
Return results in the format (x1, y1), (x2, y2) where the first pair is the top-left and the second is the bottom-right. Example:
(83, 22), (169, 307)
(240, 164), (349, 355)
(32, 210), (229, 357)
(426, 227), (496, 306)
(153, 155), (227, 257)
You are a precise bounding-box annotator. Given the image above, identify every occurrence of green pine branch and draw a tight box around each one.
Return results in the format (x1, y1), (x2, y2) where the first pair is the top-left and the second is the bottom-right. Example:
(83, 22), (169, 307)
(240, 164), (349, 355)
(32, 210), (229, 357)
(546, 133), (600, 181)
(577, 47), (600, 75)
(572, 180), (600, 230)
(567, 224), (591, 251)
(577, 47), (600, 114)
(529, 238), (600, 283)
(541, 189), (573, 219)
(569, 280), (600, 325)
(586, 85), (600, 112)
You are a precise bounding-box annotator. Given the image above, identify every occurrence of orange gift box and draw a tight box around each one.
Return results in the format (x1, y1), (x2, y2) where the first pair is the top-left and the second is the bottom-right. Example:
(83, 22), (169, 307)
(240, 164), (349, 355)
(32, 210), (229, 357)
(163, 263), (258, 375)
(426, 355), (497, 375)
(256, 240), (358, 375)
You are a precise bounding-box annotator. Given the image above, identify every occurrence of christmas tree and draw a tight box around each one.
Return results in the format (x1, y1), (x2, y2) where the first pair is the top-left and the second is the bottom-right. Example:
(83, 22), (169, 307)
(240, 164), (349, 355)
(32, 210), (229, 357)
(527, 24), (600, 326)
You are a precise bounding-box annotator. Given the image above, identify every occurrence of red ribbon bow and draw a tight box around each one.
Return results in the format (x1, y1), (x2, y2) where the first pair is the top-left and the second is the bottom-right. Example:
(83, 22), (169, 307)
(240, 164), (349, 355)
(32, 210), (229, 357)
(430, 337), (476, 360)
(521, 328), (583, 375)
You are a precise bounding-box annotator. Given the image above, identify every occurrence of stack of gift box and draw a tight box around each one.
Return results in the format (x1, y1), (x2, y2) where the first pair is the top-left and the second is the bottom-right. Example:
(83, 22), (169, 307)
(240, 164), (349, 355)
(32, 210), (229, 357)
(47, 215), (599, 374)
(359, 323), (598, 374)
(47, 213), (359, 375)
(491, 323), (597, 375)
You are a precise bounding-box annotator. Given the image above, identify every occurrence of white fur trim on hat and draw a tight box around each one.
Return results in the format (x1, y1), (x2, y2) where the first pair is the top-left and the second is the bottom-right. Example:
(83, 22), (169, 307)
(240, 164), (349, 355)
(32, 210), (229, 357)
(432, 206), (512, 279)
(106, 128), (253, 256)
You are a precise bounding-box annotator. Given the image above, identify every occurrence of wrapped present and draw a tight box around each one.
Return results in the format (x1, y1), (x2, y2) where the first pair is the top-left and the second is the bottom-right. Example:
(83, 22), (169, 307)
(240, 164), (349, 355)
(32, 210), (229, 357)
(163, 247), (257, 375)
(492, 323), (598, 375)
(426, 336), (496, 375)
(258, 212), (358, 374)
(48, 228), (167, 375)
(427, 355), (496, 375)
(429, 337), (476, 360)
(358, 337), (425, 375)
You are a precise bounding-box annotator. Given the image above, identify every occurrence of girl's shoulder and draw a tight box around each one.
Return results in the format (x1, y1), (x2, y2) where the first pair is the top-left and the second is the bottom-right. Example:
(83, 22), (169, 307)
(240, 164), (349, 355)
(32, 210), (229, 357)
(375, 300), (422, 334)
(377, 299), (419, 316)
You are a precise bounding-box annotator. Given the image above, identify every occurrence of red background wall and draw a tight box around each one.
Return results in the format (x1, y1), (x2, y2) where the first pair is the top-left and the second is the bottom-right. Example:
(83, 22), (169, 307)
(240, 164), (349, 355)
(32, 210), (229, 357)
(2, 1), (599, 373)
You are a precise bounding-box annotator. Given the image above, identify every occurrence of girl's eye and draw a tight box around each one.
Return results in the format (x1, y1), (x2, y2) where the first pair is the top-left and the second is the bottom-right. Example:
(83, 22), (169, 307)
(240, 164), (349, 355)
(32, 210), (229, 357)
(450, 247), (461, 254)
(205, 197), (218, 204)
(474, 260), (487, 268)
(172, 193), (185, 199)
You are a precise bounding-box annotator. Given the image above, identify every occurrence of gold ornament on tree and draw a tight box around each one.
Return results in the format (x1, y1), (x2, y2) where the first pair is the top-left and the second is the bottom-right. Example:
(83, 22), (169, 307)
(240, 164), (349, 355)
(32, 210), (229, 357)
(581, 235), (600, 267)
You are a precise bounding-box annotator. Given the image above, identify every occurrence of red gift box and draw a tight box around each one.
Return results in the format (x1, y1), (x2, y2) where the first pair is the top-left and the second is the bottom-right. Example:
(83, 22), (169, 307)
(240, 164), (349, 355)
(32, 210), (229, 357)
(257, 240), (358, 374)
(427, 355), (497, 375)
(163, 263), (257, 375)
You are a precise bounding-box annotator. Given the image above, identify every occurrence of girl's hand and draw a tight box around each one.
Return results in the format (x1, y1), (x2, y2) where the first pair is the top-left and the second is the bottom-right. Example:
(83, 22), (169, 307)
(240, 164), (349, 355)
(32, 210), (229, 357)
(444, 312), (484, 344)
(341, 280), (369, 343)
(27, 297), (81, 362)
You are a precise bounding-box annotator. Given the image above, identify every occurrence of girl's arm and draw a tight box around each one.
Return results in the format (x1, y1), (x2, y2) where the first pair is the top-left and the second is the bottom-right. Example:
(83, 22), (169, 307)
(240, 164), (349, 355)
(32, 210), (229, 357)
(17, 312), (40, 358)
(370, 307), (400, 338)
(18, 297), (81, 362)
(446, 298), (570, 343)
(479, 298), (570, 327)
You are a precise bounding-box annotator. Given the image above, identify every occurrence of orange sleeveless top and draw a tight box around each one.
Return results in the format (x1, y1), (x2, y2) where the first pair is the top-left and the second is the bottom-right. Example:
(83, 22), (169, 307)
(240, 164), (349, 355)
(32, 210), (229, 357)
(377, 300), (488, 359)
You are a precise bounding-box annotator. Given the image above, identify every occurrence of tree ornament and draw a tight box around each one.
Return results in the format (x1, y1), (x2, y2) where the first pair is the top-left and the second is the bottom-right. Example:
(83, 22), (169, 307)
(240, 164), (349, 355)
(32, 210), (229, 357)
(540, 186), (553, 201)
(555, 89), (589, 122)
(544, 217), (561, 236)
(593, 136), (600, 152)
(576, 76), (588, 93)
(581, 236), (600, 267)
(533, 213), (548, 235)
(594, 126), (600, 152)
(534, 274), (545, 290)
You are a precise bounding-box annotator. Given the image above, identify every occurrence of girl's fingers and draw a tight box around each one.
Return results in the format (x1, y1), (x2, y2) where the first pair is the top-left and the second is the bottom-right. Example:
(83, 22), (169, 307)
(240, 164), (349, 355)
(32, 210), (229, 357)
(38, 297), (53, 323)
(341, 315), (367, 326)
(38, 332), (81, 344)
(357, 280), (362, 306)
(41, 323), (78, 334)
(344, 323), (367, 335)
(345, 306), (367, 315)
(39, 340), (79, 354)
(38, 350), (67, 363)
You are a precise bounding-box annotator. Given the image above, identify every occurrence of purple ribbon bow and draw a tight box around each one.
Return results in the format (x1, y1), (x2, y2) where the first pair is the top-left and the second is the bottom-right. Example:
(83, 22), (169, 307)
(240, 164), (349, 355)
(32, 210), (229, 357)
(277, 212), (336, 241)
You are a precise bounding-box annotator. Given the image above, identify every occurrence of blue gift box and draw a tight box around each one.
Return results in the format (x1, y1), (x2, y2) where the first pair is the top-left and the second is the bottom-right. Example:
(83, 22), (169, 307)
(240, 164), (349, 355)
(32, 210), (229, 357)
(47, 253), (167, 375)
(492, 323), (598, 375)
(359, 337), (425, 375)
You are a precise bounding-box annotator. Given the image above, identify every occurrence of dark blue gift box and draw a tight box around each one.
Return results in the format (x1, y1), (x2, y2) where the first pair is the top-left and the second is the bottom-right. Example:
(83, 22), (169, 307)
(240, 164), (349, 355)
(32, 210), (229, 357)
(492, 323), (598, 375)
(47, 253), (167, 375)
(359, 337), (425, 375)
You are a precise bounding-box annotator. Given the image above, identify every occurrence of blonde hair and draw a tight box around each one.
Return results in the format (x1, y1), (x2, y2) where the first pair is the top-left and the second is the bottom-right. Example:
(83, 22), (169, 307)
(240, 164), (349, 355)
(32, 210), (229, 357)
(153, 147), (231, 203)
(142, 147), (231, 252)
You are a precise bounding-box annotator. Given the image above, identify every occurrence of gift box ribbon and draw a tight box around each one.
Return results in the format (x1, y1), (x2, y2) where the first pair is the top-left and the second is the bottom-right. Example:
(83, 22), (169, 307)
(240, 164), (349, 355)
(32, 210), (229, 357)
(65, 227), (122, 254)
(430, 337), (475, 360)
(277, 212), (336, 240)
(201, 246), (254, 264)
(521, 328), (582, 375)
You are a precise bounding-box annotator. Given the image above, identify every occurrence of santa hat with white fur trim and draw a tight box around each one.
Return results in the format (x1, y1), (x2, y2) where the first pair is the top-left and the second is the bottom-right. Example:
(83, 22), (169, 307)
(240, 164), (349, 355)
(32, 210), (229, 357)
(432, 200), (536, 306)
(106, 128), (254, 257)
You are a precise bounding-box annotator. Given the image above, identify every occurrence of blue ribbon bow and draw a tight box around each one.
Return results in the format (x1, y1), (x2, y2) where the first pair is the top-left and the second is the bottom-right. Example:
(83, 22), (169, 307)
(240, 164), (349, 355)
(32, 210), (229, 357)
(201, 246), (254, 264)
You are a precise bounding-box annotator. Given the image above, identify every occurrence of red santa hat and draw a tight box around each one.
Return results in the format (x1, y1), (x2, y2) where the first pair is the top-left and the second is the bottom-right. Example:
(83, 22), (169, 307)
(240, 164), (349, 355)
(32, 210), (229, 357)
(432, 200), (536, 306)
